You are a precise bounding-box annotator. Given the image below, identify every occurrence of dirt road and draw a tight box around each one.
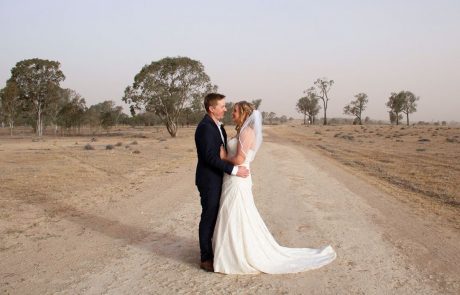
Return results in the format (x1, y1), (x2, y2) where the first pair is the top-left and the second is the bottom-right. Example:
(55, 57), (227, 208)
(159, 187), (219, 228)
(1, 130), (459, 294)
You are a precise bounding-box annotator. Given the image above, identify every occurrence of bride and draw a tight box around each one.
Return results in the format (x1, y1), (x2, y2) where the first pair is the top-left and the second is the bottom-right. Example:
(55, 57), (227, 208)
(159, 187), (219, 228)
(212, 101), (337, 274)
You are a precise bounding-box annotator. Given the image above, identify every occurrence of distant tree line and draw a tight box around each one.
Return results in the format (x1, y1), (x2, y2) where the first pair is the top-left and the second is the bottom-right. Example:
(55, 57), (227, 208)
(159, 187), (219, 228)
(2, 58), (423, 138)
(0, 58), (135, 136)
(220, 99), (291, 126)
(0, 57), (291, 137)
(296, 77), (419, 126)
(0, 57), (214, 136)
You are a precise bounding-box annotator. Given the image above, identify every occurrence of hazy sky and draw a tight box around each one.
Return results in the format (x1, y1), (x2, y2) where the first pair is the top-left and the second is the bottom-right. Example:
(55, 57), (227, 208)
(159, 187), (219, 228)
(1, 0), (459, 121)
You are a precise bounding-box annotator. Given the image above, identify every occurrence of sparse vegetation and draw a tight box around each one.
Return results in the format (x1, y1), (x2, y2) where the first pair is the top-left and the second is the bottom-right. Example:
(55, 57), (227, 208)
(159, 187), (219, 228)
(387, 91), (419, 126)
(296, 93), (321, 125)
(343, 93), (368, 125)
(304, 78), (334, 125)
(268, 124), (460, 207)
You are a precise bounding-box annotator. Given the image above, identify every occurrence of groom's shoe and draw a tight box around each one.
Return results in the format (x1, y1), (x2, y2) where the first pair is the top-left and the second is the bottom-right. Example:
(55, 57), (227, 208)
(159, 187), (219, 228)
(200, 260), (214, 272)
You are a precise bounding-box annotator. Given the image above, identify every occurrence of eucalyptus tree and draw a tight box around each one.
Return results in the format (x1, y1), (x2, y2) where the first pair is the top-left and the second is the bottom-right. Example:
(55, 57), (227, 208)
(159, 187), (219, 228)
(85, 100), (121, 133)
(57, 90), (87, 134)
(305, 78), (334, 125)
(401, 91), (419, 126)
(343, 93), (368, 125)
(386, 91), (406, 125)
(223, 102), (235, 125)
(0, 81), (22, 135)
(261, 111), (267, 124)
(123, 57), (216, 137)
(296, 91), (321, 125)
(267, 112), (276, 125)
(251, 99), (262, 110)
(48, 87), (72, 134)
(8, 58), (65, 136)
(389, 111), (403, 124)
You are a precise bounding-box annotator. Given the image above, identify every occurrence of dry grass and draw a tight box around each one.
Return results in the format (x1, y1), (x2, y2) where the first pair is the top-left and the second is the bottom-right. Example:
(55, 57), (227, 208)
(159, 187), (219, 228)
(268, 124), (460, 207)
(0, 126), (197, 243)
(1, 123), (458, 243)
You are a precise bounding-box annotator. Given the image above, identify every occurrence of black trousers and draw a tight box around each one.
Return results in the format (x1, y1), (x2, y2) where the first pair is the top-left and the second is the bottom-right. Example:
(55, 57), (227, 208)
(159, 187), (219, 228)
(197, 185), (222, 262)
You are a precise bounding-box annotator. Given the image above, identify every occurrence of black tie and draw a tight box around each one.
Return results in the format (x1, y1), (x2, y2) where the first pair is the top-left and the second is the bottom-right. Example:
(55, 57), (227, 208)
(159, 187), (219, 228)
(220, 125), (227, 150)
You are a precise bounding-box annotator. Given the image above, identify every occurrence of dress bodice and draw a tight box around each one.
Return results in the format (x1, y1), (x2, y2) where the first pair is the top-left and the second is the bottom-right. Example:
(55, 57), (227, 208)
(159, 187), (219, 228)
(227, 137), (255, 167)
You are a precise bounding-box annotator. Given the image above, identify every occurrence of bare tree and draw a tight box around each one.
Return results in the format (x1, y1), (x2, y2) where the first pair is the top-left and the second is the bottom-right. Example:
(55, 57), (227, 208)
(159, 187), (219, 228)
(343, 93), (368, 125)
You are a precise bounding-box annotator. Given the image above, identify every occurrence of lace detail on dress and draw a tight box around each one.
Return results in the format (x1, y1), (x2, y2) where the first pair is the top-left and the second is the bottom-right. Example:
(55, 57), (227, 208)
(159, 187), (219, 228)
(227, 137), (255, 166)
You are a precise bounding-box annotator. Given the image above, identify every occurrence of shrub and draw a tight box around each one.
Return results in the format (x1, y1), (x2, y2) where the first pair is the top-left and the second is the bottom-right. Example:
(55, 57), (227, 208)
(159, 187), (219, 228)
(106, 144), (114, 150)
(115, 142), (123, 146)
(84, 144), (95, 150)
(132, 134), (147, 138)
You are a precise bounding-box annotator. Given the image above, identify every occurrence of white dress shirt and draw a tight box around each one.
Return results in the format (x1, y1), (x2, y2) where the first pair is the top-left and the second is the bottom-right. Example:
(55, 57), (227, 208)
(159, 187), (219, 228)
(216, 121), (238, 176)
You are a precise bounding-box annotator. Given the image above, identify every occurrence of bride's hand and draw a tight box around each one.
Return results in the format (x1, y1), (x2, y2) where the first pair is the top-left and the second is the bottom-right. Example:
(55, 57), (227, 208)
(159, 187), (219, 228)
(220, 145), (227, 160)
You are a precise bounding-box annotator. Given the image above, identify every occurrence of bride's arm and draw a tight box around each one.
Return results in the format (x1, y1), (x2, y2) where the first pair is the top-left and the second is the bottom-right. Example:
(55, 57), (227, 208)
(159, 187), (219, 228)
(226, 144), (246, 165)
(226, 130), (254, 165)
(219, 144), (245, 164)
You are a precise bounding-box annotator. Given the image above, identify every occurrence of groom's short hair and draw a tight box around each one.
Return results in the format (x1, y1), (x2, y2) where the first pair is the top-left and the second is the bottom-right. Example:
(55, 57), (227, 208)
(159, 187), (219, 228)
(204, 93), (225, 112)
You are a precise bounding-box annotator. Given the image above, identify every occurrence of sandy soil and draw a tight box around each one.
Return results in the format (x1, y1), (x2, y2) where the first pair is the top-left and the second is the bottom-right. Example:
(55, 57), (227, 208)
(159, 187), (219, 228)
(0, 126), (459, 294)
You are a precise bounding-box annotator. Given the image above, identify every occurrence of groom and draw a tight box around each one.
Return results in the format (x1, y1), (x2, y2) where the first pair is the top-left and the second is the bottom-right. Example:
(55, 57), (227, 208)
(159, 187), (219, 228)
(195, 93), (249, 272)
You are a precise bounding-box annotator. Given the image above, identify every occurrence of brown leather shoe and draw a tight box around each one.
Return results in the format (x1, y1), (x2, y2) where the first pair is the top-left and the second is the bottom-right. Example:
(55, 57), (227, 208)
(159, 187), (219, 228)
(200, 260), (214, 272)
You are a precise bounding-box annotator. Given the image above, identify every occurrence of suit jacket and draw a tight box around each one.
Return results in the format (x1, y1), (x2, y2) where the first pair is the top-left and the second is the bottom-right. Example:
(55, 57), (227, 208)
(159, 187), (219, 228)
(195, 114), (234, 189)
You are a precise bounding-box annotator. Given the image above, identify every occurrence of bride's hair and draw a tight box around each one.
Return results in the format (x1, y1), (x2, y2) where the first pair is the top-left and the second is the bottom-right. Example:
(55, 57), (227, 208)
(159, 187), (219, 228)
(235, 101), (255, 134)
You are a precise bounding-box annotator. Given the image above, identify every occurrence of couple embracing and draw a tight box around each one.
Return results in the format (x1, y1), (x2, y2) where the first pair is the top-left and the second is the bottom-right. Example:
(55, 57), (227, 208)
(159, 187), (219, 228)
(195, 93), (336, 274)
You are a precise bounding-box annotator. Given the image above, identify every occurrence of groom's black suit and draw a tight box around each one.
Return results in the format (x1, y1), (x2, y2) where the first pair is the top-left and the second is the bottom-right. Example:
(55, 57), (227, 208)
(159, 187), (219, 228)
(195, 114), (234, 262)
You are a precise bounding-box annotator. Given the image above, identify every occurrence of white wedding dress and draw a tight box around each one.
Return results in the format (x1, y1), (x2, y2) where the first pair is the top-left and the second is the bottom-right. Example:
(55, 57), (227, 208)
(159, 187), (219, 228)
(213, 137), (337, 274)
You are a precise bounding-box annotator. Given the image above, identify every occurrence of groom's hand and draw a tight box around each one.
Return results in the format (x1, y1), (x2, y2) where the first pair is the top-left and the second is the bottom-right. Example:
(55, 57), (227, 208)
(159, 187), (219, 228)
(236, 166), (249, 178)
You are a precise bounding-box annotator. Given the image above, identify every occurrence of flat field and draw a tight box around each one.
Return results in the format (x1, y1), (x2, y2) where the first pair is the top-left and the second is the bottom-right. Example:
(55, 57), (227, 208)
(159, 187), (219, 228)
(0, 124), (458, 294)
